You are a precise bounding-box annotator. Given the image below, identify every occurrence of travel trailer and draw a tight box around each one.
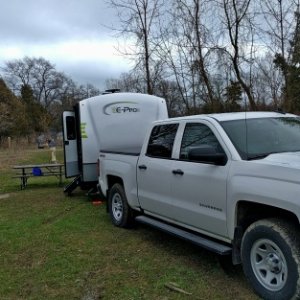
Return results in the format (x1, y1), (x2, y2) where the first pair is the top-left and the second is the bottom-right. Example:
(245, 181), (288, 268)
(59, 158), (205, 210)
(62, 91), (168, 194)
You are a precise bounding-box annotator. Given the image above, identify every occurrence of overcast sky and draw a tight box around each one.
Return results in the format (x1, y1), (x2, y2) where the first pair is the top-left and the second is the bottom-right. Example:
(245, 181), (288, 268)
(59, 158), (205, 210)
(0, 0), (132, 90)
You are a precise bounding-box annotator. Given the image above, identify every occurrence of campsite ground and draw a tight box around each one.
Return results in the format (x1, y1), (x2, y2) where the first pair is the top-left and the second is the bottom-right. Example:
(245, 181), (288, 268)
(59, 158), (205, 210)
(0, 146), (257, 299)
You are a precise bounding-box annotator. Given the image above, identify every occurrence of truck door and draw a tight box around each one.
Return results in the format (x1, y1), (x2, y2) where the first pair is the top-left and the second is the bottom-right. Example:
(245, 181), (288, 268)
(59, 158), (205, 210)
(169, 122), (229, 237)
(62, 111), (79, 178)
(137, 123), (179, 218)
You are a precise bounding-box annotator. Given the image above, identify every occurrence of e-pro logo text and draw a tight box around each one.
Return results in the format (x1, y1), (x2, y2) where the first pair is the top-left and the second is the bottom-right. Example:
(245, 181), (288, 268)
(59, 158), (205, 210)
(103, 101), (140, 115)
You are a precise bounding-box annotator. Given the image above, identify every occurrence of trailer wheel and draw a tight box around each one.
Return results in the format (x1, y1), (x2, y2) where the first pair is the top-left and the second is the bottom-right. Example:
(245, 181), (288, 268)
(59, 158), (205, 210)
(241, 218), (300, 300)
(108, 183), (134, 228)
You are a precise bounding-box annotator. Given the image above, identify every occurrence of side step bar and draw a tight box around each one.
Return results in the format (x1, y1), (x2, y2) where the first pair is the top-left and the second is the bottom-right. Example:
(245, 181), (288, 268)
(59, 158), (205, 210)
(135, 215), (232, 255)
(63, 175), (81, 195)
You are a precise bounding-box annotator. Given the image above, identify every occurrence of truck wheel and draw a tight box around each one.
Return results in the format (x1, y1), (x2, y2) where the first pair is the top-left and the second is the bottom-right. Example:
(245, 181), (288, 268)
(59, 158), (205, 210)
(108, 183), (134, 228)
(241, 218), (300, 300)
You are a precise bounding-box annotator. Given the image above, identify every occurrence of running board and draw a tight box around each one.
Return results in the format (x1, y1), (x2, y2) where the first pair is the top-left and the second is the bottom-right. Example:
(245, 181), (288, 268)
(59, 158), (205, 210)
(135, 215), (232, 255)
(63, 175), (81, 195)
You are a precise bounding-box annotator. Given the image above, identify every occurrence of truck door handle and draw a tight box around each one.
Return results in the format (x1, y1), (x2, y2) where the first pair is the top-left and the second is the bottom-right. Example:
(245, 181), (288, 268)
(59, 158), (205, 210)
(172, 169), (184, 175)
(138, 165), (147, 170)
(64, 141), (69, 145)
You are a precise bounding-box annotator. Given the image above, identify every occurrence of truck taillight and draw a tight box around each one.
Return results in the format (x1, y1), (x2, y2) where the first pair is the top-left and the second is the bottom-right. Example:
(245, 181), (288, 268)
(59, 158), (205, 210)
(97, 158), (100, 177)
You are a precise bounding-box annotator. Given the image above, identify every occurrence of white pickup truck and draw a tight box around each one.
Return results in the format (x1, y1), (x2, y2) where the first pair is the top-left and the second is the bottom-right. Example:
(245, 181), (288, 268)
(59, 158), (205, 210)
(98, 112), (300, 300)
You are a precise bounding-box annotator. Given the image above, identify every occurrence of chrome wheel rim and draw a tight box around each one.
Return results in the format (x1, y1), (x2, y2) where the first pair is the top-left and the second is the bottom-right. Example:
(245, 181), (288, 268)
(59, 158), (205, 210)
(250, 238), (287, 291)
(112, 193), (123, 222)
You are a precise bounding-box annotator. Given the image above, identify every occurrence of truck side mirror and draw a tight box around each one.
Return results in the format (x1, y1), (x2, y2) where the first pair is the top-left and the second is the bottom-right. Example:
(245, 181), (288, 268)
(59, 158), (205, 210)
(187, 145), (227, 166)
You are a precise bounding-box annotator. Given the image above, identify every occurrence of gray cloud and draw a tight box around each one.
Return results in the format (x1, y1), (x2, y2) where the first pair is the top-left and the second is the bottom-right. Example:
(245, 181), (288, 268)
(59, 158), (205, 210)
(0, 0), (130, 88)
(0, 0), (115, 42)
(57, 59), (130, 90)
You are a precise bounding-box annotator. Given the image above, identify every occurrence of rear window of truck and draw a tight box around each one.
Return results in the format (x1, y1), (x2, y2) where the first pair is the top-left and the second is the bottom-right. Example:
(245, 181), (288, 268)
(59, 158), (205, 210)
(146, 124), (179, 158)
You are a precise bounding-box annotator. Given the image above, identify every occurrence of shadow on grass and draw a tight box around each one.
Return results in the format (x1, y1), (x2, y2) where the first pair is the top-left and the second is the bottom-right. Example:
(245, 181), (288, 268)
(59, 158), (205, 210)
(135, 222), (243, 273)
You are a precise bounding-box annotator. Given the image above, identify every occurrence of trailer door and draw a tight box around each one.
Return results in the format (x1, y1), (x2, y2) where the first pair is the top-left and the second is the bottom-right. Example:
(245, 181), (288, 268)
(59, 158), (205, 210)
(63, 111), (79, 178)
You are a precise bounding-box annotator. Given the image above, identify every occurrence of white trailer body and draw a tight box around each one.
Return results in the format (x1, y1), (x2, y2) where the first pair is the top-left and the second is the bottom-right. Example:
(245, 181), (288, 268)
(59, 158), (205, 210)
(62, 92), (168, 192)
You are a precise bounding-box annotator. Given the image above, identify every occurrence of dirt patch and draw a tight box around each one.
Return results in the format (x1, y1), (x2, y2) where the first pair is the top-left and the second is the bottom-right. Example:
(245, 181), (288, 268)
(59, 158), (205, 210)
(80, 271), (105, 300)
(81, 287), (103, 300)
(0, 193), (10, 199)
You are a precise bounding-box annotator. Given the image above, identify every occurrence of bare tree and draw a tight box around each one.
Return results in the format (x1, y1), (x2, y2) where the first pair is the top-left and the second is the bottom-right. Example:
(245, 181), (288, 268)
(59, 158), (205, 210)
(152, 0), (222, 112)
(106, 71), (146, 92)
(2, 56), (100, 109)
(108, 0), (164, 94)
(259, 0), (300, 110)
(3, 57), (63, 107)
(154, 23), (192, 112)
(179, 0), (217, 109)
(254, 52), (283, 108)
(260, 0), (295, 58)
(221, 0), (257, 110)
(2, 56), (34, 92)
(1, 56), (101, 134)
(106, 0), (300, 113)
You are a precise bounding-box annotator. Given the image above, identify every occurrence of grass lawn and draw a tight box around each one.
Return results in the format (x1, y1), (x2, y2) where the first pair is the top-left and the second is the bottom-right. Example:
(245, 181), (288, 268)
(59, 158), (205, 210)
(0, 146), (258, 299)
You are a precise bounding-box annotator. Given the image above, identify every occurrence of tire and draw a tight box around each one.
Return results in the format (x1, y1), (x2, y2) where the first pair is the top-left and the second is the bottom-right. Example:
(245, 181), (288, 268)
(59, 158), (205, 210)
(108, 183), (134, 228)
(241, 218), (300, 300)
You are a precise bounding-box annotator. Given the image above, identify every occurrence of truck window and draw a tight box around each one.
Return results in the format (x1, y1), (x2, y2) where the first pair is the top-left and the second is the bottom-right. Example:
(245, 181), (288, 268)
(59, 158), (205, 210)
(146, 124), (179, 158)
(221, 117), (300, 160)
(66, 116), (76, 140)
(180, 123), (224, 160)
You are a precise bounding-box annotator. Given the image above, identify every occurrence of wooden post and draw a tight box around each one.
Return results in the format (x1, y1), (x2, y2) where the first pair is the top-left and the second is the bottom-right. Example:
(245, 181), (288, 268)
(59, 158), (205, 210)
(7, 137), (11, 149)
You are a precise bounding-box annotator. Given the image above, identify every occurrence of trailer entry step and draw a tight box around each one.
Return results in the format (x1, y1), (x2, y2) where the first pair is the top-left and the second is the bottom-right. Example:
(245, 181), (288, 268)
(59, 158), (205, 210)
(135, 215), (232, 255)
(63, 175), (81, 195)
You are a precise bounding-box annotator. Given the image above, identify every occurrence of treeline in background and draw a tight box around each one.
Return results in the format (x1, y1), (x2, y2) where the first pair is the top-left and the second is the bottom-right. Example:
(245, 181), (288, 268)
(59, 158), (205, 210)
(106, 0), (300, 116)
(1, 0), (300, 146)
(0, 57), (101, 146)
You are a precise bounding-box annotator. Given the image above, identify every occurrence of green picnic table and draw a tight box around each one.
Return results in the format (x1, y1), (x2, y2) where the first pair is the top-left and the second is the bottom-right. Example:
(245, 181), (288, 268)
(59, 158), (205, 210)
(12, 163), (64, 189)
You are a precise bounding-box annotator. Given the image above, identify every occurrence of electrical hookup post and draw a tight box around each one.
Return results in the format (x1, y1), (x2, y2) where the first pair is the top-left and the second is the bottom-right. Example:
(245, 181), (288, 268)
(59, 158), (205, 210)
(48, 138), (57, 163)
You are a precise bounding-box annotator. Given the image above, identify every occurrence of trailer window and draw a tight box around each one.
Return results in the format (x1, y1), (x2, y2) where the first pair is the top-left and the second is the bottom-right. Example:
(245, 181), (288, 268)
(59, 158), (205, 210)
(66, 116), (76, 140)
(146, 124), (178, 159)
